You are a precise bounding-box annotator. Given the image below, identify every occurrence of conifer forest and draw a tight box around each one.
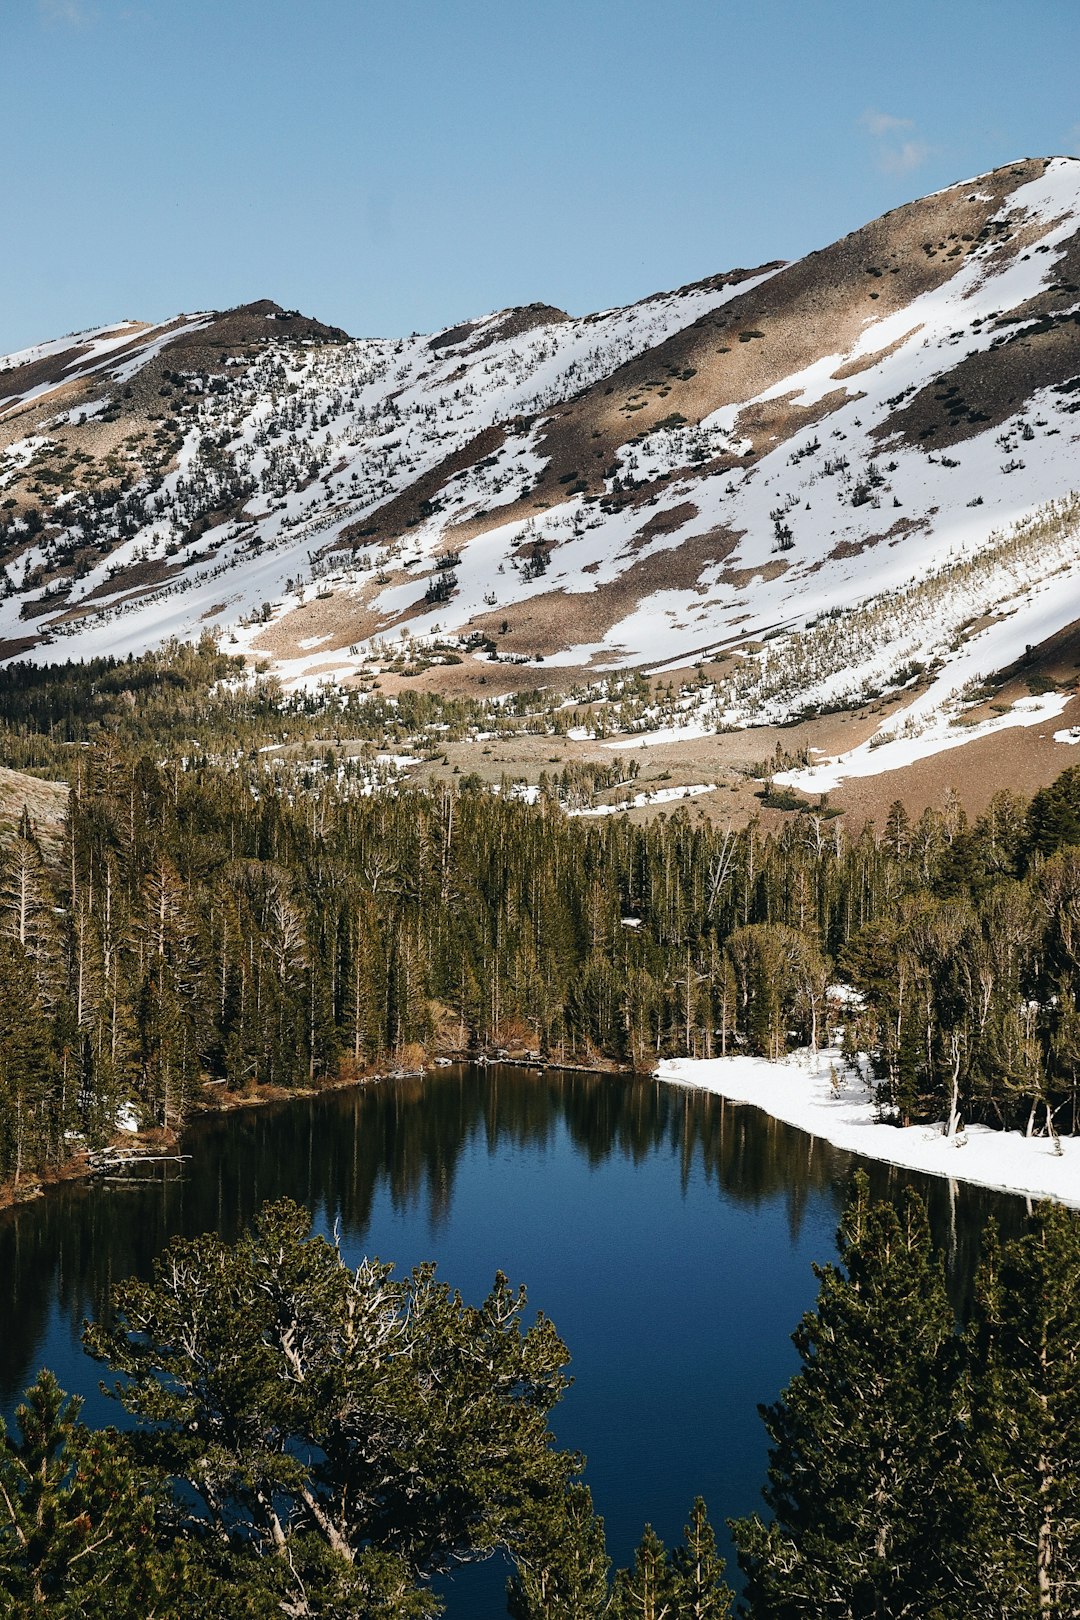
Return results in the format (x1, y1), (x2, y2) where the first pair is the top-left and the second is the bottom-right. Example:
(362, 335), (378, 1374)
(3, 647), (1080, 1618)
(4, 645), (1080, 1186)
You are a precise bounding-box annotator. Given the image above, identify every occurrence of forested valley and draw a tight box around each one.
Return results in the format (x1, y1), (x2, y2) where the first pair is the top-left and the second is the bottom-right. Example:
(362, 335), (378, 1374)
(3, 648), (1080, 1617)
(5, 645), (1080, 1188)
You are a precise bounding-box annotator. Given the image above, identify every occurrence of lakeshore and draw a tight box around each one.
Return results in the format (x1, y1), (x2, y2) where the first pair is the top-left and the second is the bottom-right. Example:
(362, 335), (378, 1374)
(656, 1047), (1080, 1208)
(0, 1051), (633, 1210)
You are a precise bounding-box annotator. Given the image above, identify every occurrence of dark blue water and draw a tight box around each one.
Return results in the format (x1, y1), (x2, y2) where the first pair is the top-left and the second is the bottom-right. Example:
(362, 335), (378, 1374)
(0, 1066), (1022, 1615)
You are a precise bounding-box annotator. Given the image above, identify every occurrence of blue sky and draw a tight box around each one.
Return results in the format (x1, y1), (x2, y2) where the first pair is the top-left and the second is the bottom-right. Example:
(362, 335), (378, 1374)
(3, 0), (1079, 353)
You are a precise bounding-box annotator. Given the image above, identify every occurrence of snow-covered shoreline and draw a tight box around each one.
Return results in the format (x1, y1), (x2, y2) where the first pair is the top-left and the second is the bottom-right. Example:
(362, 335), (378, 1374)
(655, 1047), (1080, 1207)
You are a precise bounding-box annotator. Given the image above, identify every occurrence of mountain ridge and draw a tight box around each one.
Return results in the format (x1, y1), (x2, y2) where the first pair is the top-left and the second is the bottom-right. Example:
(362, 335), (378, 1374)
(4, 157), (1080, 809)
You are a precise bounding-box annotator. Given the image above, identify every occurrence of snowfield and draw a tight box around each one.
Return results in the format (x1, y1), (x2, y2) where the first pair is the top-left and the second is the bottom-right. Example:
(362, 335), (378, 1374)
(4, 156), (1080, 783)
(656, 1046), (1080, 1207)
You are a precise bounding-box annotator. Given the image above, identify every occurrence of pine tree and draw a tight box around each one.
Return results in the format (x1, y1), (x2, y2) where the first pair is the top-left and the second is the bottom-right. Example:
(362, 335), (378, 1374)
(507, 1483), (610, 1620)
(85, 1199), (578, 1608)
(609, 1523), (678, 1620)
(0, 939), (59, 1183)
(0, 829), (62, 1008)
(960, 1206), (1080, 1618)
(731, 1173), (959, 1618)
(669, 1498), (732, 1619)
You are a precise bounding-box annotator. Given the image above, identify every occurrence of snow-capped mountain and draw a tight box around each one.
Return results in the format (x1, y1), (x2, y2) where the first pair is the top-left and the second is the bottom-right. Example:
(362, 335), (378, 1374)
(4, 157), (1080, 760)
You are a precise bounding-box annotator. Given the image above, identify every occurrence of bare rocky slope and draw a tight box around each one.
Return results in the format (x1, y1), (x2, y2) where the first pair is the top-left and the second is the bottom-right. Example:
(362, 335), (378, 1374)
(6, 158), (1080, 804)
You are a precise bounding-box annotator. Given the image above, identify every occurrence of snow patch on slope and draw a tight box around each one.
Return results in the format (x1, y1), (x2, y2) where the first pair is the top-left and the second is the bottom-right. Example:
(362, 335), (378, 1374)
(3, 273), (777, 663)
(779, 693), (1072, 793)
(7, 158), (1080, 732)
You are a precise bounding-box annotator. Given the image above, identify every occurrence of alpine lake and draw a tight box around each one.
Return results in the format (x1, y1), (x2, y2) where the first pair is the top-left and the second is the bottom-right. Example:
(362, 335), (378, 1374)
(0, 1064), (1029, 1616)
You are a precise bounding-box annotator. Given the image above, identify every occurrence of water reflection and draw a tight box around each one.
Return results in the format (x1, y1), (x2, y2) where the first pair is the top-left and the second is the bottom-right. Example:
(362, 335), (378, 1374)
(0, 1066), (1026, 1407)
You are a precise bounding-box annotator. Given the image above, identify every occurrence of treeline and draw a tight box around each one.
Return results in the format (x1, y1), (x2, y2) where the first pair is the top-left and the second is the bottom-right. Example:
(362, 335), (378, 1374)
(0, 639), (796, 798)
(0, 637), (495, 775)
(8, 717), (1080, 1181)
(4, 1182), (1079, 1617)
(0, 639), (657, 779)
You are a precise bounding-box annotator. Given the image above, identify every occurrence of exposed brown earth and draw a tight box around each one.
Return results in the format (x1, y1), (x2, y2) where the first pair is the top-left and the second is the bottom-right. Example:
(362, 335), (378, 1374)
(833, 702), (1080, 829)
(307, 159), (1075, 678)
(465, 521), (756, 661)
(0, 765), (68, 851)
(430, 303), (569, 357)
(0, 322), (154, 414)
(522, 162), (1044, 490)
(340, 423), (510, 550)
(877, 307), (1080, 451)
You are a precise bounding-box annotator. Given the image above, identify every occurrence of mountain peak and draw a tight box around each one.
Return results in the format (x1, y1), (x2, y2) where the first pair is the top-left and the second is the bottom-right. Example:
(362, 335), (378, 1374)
(2, 158), (1080, 809)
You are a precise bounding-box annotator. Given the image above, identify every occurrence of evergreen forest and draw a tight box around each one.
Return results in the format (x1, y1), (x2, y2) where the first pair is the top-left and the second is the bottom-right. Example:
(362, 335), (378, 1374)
(5, 645), (1080, 1188)
(3, 650), (1080, 1616)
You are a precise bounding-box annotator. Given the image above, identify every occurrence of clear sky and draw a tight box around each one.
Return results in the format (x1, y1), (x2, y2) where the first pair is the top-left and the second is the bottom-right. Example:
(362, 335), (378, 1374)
(3, 0), (1079, 353)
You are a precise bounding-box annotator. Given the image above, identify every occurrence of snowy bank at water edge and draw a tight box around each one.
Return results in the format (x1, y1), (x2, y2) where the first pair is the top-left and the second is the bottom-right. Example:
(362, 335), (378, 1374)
(655, 1047), (1080, 1207)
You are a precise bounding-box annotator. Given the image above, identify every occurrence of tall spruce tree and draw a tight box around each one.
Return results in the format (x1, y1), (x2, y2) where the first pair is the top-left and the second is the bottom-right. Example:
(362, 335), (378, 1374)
(609, 1523), (678, 1620)
(506, 1483), (610, 1620)
(606, 1503), (732, 1620)
(959, 1206), (1080, 1618)
(669, 1498), (732, 1620)
(731, 1173), (959, 1619)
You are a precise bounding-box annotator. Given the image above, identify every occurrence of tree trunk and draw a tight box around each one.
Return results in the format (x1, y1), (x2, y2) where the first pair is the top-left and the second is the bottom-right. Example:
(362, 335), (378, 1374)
(944, 1035), (962, 1138)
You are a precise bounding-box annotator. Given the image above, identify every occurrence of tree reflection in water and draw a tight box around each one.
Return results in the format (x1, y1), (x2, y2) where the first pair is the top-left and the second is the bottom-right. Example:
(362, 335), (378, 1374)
(0, 1065), (1025, 1413)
